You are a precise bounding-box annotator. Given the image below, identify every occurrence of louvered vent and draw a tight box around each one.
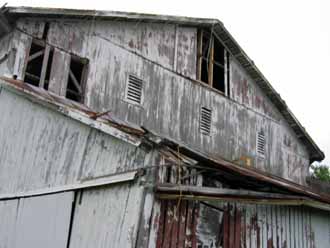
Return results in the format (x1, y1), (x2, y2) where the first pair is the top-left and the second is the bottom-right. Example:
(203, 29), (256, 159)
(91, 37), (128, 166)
(126, 74), (143, 104)
(257, 131), (266, 157)
(200, 107), (212, 135)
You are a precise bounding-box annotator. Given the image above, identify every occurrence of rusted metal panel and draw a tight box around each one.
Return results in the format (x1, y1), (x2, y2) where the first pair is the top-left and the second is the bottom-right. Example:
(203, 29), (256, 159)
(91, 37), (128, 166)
(195, 201), (330, 248)
(154, 199), (199, 248)
(154, 181), (330, 247)
(68, 182), (144, 248)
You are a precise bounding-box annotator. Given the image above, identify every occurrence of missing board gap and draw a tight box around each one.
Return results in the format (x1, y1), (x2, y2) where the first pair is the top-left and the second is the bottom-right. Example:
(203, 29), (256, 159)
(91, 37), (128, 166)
(257, 130), (266, 157)
(126, 74), (143, 105)
(66, 56), (88, 103)
(200, 107), (212, 135)
(24, 40), (45, 87)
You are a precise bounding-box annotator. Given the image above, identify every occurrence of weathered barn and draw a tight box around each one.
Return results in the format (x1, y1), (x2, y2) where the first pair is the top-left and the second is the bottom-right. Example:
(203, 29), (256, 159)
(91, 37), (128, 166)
(0, 5), (329, 248)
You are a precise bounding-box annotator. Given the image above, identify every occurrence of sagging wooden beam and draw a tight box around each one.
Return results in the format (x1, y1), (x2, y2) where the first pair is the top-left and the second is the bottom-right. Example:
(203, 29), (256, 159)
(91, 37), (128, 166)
(69, 69), (83, 94)
(27, 49), (45, 62)
(156, 183), (305, 200)
(0, 170), (141, 201)
(156, 184), (330, 211)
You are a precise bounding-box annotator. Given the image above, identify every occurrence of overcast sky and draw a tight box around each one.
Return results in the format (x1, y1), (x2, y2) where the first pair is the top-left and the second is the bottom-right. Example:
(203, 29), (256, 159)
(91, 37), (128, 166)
(5, 0), (330, 164)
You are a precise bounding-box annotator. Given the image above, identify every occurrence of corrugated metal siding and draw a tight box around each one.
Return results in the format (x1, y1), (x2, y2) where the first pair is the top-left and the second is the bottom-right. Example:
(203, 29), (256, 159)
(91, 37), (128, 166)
(197, 202), (329, 248)
(0, 192), (73, 248)
(68, 183), (144, 248)
(152, 199), (330, 248)
(311, 209), (330, 248)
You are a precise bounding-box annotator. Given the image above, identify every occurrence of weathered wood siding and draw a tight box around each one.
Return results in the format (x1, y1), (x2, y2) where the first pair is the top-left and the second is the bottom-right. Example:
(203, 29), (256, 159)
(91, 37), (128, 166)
(230, 58), (310, 184)
(69, 183), (145, 248)
(0, 192), (73, 248)
(0, 88), (153, 194)
(0, 17), (309, 185)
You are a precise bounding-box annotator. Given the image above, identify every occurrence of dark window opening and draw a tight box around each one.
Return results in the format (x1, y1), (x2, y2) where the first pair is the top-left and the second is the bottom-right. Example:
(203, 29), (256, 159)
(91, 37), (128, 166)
(197, 29), (229, 96)
(212, 37), (225, 92)
(24, 41), (45, 87)
(199, 31), (211, 85)
(226, 51), (230, 97)
(201, 58), (209, 84)
(66, 57), (87, 103)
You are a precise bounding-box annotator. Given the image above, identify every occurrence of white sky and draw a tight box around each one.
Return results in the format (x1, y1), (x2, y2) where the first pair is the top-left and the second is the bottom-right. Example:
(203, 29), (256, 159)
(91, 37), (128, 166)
(5, 0), (330, 164)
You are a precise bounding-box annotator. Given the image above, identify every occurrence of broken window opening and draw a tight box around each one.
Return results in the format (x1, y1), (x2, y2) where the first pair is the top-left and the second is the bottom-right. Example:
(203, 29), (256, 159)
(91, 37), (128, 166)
(24, 40), (45, 87)
(66, 56), (88, 103)
(24, 39), (54, 90)
(24, 38), (88, 103)
(212, 36), (225, 92)
(197, 29), (229, 96)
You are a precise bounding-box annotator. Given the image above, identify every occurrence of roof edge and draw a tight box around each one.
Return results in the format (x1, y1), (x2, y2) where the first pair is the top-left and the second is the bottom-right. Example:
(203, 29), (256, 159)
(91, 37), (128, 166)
(6, 6), (219, 26)
(213, 22), (325, 162)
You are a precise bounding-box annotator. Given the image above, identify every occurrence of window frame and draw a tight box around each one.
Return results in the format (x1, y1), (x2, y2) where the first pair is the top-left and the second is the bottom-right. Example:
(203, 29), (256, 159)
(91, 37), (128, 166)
(197, 30), (230, 97)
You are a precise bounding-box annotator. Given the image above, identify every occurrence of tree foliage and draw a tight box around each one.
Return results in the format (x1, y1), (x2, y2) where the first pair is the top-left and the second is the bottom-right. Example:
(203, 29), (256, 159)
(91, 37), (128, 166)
(311, 164), (330, 182)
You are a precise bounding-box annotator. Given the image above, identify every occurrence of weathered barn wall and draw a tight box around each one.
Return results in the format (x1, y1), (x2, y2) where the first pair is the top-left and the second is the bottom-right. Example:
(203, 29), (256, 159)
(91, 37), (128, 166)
(230, 58), (310, 184)
(1, 17), (309, 185)
(0, 184), (150, 248)
(0, 87), (154, 194)
(0, 192), (73, 248)
(69, 182), (145, 248)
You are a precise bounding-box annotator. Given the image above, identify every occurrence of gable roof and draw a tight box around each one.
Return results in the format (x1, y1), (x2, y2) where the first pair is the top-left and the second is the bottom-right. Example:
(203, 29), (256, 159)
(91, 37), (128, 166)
(2, 6), (325, 162)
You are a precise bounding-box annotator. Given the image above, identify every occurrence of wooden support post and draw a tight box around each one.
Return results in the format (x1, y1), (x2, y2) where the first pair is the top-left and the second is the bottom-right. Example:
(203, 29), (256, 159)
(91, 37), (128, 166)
(208, 37), (214, 87)
(197, 30), (203, 80)
(39, 45), (50, 88)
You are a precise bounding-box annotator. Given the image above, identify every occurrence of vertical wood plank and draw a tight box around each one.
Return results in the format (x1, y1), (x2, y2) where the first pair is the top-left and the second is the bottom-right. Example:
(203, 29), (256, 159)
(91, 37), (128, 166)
(197, 30), (203, 81)
(39, 45), (50, 88)
(208, 38), (214, 87)
(48, 49), (70, 96)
